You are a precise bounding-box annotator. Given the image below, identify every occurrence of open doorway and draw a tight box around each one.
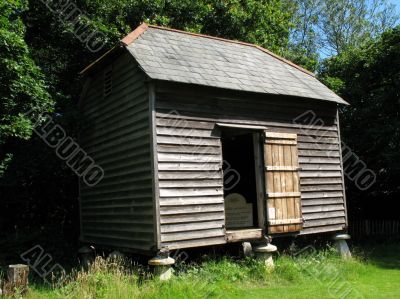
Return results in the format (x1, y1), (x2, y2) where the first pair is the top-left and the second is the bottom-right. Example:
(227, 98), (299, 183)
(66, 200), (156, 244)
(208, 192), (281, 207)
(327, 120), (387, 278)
(221, 129), (259, 230)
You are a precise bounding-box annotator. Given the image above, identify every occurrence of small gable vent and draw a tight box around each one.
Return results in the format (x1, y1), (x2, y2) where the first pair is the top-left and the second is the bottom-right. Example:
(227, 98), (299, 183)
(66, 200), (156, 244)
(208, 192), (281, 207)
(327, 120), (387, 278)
(103, 66), (113, 97)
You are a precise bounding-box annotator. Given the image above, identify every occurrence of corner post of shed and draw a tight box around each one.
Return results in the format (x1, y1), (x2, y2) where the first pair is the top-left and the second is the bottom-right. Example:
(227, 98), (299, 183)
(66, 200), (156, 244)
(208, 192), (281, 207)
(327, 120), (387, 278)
(148, 80), (162, 251)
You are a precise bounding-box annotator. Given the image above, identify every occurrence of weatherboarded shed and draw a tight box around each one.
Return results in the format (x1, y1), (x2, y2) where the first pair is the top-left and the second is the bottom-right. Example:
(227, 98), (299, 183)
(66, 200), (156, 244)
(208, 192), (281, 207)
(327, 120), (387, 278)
(79, 23), (349, 257)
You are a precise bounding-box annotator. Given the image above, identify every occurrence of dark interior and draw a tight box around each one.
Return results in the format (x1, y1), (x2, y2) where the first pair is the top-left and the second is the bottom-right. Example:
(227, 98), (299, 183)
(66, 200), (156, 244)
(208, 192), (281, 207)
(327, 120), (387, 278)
(221, 130), (258, 227)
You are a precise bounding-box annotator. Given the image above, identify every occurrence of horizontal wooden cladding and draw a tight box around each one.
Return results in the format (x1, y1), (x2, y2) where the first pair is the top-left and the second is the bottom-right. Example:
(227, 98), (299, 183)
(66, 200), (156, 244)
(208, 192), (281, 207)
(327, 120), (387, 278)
(161, 228), (225, 242)
(81, 174), (151, 190)
(82, 209), (153, 218)
(82, 234), (153, 251)
(160, 212), (224, 224)
(83, 222), (154, 234)
(157, 144), (220, 155)
(156, 110), (338, 133)
(302, 204), (344, 213)
(159, 180), (222, 188)
(81, 203), (153, 212)
(159, 203), (224, 215)
(158, 153), (221, 163)
(155, 94), (336, 123)
(82, 70), (145, 115)
(156, 112), (226, 249)
(158, 171), (221, 180)
(303, 217), (346, 228)
(160, 196), (224, 206)
(160, 188), (223, 198)
(155, 90), (346, 243)
(298, 149), (340, 158)
(84, 129), (150, 154)
(157, 136), (220, 147)
(81, 199), (154, 210)
(300, 164), (341, 171)
(300, 171), (342, 178)
(81, 86), (148, 130)
(161, 237), (227, 250)
(82, 219), (153, 226)
(302, 197), (344, 206)
(300, 224), (345, 235)
(299, 156), (340, 164)
(80, 184), (152, 198)
(82, 103), (148, 147)
(81, 177), (152, 194)
(304, 210), (346, 221)
(298, 135), (338, 145)
(298, 142), (339, 151)
(83, 213), (153, 223)
(81, 102), (148, 140)
(161, 220), (224, 233)
(79, 52), (154, 252)
(158, 162), (221, 171)
(301, 191), (343, 199)
(82, 89), (147, 130)
(301, 184), (343, 192)
(157, 127), (214, 138)
(301, 177), (343, 185)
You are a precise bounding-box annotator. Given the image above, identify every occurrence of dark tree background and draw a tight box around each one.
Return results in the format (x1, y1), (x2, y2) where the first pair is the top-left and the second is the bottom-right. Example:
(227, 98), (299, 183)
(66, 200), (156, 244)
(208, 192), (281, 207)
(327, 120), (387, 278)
(320, 27), (400, 220)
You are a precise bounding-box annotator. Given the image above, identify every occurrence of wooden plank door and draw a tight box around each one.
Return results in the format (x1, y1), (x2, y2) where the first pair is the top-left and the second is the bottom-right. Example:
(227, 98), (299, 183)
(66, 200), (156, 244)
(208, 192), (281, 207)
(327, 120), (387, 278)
(264, 132), (303, 234)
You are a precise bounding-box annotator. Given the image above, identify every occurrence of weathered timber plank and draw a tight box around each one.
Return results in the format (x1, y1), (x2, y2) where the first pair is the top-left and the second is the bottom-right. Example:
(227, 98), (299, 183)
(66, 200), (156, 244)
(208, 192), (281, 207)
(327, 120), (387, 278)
(159, 204), (224, 215)
(226, 229), (263, 242)
(161, 220), (224, 233)
(161, 228), (225, 242)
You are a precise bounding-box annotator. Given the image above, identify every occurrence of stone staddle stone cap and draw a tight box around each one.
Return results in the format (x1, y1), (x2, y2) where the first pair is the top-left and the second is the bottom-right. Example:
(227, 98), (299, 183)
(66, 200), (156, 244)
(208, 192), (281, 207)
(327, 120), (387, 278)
(9, 264), (29, 269)
(148, 256), (175, 266)
(333, 234), (351, 240)
(253, 243), (278, 253)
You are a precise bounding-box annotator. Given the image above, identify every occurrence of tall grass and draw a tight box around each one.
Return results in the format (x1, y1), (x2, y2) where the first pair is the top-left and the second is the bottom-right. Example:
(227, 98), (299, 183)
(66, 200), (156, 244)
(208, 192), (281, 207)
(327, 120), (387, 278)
(18, 244), (389, 299)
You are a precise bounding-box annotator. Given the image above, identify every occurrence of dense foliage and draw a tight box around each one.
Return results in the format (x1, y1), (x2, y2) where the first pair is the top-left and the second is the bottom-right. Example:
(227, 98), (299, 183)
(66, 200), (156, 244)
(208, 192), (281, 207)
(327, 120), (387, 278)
(320, 27), (400, 218)
(0, 0), (53, 175)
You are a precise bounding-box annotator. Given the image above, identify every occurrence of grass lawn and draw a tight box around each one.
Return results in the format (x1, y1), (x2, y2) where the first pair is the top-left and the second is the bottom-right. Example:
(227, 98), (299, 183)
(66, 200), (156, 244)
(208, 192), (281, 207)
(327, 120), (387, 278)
(19, 243), (400, 299)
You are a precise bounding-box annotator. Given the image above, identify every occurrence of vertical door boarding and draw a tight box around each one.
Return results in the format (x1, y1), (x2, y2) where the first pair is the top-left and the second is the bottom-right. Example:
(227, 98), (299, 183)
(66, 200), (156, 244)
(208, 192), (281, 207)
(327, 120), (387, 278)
(264, 132), (303, 234)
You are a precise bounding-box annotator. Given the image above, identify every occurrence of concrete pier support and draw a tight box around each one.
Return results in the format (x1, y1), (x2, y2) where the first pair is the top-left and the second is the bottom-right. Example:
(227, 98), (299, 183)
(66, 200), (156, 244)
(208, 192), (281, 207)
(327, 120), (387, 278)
(78, 246), (94, 269)
(1, 264), (29, 296)
(333, 234), (351, 258)
(242, 242), (253, 257)
(253, 243), (278, 268)
(148, 253), (175, 281)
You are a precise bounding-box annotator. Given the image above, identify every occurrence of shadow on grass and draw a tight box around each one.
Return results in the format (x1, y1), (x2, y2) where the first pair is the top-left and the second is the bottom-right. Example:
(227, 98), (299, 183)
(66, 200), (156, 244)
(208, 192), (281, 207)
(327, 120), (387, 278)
(353, 242), (400, 269)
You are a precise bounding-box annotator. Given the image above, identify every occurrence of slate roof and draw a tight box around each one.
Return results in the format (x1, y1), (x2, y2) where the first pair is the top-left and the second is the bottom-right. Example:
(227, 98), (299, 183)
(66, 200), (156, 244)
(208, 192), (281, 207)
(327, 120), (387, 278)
(84, 23), (348, 105)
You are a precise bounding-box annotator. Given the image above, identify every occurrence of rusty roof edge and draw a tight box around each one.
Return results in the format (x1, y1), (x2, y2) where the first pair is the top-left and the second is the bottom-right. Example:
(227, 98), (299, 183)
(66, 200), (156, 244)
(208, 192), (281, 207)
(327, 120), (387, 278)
(121, 22), (149, 46)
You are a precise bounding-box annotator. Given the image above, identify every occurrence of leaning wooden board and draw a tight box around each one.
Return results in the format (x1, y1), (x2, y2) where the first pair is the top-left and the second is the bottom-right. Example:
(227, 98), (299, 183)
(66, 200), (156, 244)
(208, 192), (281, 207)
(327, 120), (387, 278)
(264, 132), (303, 233)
